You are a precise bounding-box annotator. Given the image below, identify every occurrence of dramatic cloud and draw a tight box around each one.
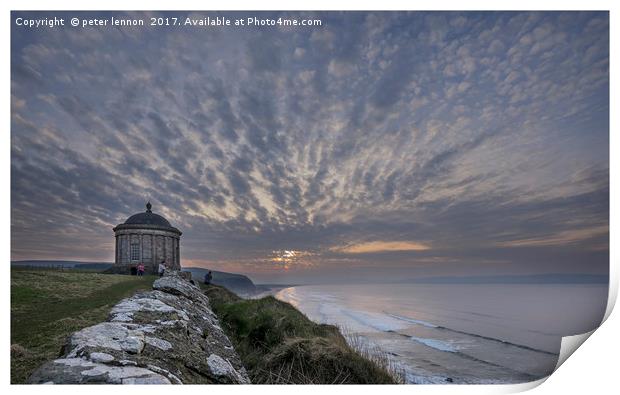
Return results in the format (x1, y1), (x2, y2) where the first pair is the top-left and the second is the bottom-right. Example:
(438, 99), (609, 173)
(11, 11), (609, 283)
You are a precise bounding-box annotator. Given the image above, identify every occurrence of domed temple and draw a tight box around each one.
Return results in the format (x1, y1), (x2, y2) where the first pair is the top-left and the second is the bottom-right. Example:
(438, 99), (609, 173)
(113, 202), (182, 273)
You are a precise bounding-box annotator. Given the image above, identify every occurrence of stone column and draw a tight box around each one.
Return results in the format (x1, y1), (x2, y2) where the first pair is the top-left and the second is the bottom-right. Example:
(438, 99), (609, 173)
(163, 236), (167, 265)
(171, 237), (175, 269)
(176, 238), (180, 268)
(171, 237), (175, 268)
(124, 234), (130, 264)
(157, 236), (163, 265)
(119, 235), (123, 265)
(126, 234), (131, 264)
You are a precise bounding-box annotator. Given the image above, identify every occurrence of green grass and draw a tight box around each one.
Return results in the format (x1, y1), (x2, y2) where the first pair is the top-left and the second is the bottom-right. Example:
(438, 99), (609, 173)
(204, 285), (402, 384)
(10, 269), (156, 383)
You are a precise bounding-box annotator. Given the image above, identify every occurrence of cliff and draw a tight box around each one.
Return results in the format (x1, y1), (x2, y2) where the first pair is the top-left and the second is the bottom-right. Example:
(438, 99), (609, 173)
(183, 267), (257, 295)
(28, 271), (250, 384)
(204, 285), (401, 384)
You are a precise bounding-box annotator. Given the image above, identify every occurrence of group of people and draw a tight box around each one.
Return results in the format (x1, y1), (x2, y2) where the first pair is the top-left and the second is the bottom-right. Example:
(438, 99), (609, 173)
(131, 260), (169, 277)
(132, 261), (214, 286)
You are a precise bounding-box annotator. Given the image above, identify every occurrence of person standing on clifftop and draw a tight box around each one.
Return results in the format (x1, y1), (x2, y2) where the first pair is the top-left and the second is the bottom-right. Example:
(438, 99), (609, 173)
(158, 261), (166, 277)
(204, 271), (213, 285)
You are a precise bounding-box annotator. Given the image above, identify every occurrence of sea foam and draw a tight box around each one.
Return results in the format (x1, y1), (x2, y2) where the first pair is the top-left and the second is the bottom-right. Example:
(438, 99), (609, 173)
(410, 337), (458, 353)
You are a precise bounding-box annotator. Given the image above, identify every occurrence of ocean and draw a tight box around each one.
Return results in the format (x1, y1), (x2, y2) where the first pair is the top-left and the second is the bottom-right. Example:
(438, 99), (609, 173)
(275, 283), (608, 384)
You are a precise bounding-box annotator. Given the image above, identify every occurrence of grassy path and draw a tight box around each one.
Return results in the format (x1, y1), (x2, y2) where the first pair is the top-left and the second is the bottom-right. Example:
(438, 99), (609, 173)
(10, 269), (156, 383)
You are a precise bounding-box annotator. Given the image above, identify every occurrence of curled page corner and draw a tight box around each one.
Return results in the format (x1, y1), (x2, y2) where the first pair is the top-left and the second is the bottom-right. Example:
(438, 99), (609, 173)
(602, 274), (618, 323)
(502, 377), (549, 393)
(525, 276), (616, 391)
(507, 330), (598, 394)
(550, 275), (617, 374)
(554, 329), (596, 372)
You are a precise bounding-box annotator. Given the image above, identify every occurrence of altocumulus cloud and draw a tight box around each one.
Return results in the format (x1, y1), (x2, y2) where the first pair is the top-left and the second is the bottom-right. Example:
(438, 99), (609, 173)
(11, 11), (608, 282)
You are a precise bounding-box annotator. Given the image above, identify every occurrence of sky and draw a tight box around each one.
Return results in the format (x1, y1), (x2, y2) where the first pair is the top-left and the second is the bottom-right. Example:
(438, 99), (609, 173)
(11, 11), (609, 283)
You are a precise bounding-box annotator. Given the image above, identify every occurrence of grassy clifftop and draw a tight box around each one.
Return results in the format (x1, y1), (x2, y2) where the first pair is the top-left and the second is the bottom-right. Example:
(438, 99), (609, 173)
(204, 285), (401, 384)
(11, 269), (401, 384)
(10, 269), (156, 383)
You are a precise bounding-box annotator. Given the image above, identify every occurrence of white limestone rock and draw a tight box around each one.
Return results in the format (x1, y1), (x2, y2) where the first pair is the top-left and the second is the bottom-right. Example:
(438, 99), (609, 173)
(144, 336), (173, 351)
(29, 358), (171, 384)
(68, 322), (146, 354)
(207, 354), (251, 384)
(89, 352), (115, 363)
(153, 272), (202, 299)
(28, 271), (250, 384)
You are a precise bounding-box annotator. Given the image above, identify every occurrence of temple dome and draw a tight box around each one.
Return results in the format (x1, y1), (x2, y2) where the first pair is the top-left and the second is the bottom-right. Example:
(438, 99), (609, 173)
(124, 202), (172, 227)
(113, 201), (181, 235)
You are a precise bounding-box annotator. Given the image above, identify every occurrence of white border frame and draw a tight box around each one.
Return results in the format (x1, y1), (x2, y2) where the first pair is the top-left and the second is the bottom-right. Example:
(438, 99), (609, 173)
(3, 2), (616, 394)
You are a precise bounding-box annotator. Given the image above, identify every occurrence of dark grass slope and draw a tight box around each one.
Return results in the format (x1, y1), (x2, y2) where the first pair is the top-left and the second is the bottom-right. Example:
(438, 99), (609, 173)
(203, 285), (401, 384)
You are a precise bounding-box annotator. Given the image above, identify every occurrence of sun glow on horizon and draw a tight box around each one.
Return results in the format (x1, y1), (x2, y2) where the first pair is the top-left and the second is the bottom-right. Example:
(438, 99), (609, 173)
(271, 250), (315, 270)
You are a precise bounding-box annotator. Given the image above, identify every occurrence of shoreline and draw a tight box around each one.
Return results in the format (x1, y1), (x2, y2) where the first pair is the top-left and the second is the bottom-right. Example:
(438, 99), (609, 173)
(271, 283), (591, 384)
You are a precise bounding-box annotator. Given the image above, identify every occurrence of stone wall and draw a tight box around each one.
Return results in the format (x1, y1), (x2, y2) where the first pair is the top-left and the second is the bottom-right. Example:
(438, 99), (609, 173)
(28, 272), (250, 384)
